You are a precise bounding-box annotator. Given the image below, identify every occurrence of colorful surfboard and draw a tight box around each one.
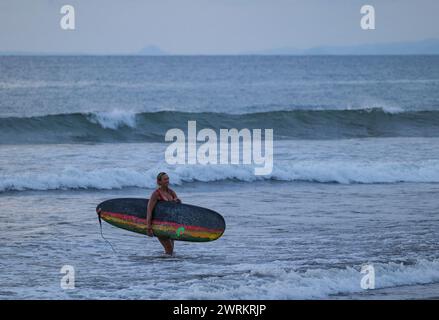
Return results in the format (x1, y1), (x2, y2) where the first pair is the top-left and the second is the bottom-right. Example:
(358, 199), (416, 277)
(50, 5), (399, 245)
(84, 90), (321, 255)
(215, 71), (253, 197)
(96, 198), (225, 242)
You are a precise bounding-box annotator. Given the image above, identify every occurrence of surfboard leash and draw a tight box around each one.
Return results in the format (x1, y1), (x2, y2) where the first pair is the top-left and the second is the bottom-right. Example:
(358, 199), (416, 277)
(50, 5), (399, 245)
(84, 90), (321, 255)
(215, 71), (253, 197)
(96, 207), (117, 254)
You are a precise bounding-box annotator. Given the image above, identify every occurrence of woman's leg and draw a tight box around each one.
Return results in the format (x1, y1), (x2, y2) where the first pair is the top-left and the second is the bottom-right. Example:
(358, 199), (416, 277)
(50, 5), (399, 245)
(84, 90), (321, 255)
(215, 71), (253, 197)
(157, 237), (174, 255)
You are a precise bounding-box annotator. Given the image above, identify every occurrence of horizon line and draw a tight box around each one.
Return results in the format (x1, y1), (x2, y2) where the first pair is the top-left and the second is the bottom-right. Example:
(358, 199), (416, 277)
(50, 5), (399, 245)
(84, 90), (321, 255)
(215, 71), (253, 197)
(2, 53), (439, 57)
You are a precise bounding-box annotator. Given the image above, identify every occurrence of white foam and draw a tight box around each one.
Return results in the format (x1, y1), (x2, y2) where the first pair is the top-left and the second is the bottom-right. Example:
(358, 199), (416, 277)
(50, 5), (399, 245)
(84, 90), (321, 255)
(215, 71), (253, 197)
(0, 80), (95, 89)
(378, 105), (405, 114)
(272, 159), (439, 184)
(2, 159), (439, 192)
(246, 104), (408, 115)
(87, 110), (137, 129)
(164, 259), (439, 299)
(170, 160), (439, 185)
(340, 104), (405, 114)
(0, 167), (155, 192)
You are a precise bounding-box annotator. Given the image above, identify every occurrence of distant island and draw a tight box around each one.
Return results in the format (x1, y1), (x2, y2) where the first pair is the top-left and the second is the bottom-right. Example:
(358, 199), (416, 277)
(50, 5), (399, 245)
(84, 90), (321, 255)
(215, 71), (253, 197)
(0, 45), (169, 56)
(1, 39), (439, 56)
(244, 38), (439, 55)
(137, 45), (168, 55)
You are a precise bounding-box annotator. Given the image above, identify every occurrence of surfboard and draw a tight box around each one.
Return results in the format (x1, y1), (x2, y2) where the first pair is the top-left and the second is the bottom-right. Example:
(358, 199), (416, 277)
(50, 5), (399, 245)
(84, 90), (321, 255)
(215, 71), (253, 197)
(96, 198), (225, 242)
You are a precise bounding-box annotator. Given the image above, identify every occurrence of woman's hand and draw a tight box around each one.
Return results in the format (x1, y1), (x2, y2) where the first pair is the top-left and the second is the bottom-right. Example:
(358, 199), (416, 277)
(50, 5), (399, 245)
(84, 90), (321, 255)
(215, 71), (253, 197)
(146, 225), (154, 237)
(174, 198), (182, 204)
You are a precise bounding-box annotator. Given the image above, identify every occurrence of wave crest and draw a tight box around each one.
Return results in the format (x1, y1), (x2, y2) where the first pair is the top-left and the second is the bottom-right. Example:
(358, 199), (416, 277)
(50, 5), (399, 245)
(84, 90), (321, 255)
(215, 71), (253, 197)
(86, 110), (137, 129)
(1, 108), (439, 144)
(2, 160), (439, 192)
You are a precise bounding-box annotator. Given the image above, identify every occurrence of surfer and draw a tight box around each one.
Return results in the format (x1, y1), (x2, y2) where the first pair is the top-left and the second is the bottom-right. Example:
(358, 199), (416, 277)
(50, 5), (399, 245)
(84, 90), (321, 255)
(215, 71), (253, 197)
(146, 172), (181, 255)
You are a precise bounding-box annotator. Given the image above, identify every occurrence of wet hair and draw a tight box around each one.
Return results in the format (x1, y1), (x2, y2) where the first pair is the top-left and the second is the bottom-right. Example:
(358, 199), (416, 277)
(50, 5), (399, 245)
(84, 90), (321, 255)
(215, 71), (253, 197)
(157, 172), (167, 181)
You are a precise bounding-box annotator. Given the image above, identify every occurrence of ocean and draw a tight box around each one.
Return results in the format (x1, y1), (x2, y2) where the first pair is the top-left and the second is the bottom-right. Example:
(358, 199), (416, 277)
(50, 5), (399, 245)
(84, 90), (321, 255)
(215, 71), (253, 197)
(1, 55), (439, 299)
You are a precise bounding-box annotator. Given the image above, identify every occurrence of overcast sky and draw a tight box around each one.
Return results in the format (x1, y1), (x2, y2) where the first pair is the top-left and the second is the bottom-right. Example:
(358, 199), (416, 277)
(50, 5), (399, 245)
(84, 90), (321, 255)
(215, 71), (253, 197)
(1, 0), (438, 54)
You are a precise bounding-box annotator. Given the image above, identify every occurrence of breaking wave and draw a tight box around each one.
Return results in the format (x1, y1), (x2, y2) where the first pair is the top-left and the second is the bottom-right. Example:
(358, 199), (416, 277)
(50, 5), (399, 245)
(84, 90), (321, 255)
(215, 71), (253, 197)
(2, 159), (439, 192)
(1, 108), (439, 144)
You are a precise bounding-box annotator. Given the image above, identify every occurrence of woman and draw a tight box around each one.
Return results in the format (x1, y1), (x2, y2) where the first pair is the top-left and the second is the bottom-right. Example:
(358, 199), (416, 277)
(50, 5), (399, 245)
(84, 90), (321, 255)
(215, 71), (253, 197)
(146, 172), (181, 255)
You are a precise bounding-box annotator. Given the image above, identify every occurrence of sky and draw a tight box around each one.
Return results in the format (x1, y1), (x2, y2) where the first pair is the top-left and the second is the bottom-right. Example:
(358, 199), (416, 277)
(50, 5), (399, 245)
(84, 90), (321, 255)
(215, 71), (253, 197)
(0, 0), (438, 54)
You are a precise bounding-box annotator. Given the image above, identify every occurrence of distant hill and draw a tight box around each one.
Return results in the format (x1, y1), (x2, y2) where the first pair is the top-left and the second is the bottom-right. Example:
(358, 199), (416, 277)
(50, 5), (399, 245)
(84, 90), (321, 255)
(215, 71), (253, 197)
(0, 45), (168, 56)
(0, 51), (62, 56)
(2, 39), (439, 56)
(246, 38), (439, 55)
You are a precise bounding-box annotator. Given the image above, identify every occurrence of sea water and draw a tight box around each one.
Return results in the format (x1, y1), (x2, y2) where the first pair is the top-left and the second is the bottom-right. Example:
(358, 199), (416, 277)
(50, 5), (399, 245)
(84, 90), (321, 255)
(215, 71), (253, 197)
(1, 56), (439, 299)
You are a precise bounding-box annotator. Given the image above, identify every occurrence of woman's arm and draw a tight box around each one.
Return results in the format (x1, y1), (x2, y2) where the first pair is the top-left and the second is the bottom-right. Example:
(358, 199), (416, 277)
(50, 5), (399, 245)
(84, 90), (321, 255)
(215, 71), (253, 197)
(146, 191), (158, 236)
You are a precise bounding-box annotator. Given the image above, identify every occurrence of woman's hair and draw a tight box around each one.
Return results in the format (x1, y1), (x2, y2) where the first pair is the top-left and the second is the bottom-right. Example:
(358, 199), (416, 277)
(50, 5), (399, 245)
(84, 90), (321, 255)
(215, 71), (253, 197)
(157, 172), (167, 181)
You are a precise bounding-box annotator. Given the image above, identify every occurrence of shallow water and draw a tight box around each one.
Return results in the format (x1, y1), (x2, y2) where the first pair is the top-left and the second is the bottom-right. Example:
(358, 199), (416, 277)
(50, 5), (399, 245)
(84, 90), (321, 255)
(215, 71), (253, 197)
(1, 179), (439, 299)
